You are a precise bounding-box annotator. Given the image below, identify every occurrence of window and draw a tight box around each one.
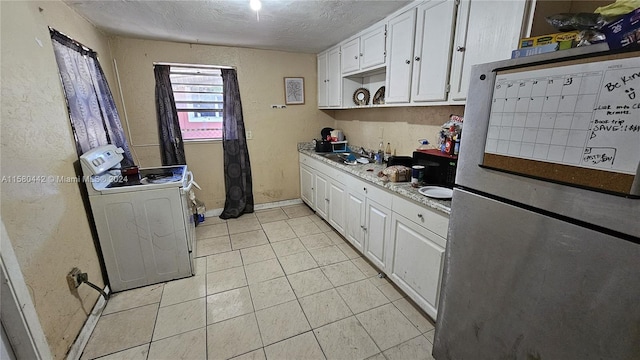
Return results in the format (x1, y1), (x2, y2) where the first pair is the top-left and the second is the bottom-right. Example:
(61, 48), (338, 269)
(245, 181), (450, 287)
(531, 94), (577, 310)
(169, 66), (223, 140)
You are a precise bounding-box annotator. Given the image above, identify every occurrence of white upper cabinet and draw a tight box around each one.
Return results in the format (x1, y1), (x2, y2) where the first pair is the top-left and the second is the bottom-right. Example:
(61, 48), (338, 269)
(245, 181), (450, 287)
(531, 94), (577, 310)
(385, 8), (417, 103)
(360, 25), (387, 70)
(342, 24), (387, 75)
(411, 0), (456, 102)
(386, 0), (456, 104)
(317, 51), (328, 107)
(318, 46), (342, 107)
(341, 38), (361, 74)
(448, 0), (528, 101)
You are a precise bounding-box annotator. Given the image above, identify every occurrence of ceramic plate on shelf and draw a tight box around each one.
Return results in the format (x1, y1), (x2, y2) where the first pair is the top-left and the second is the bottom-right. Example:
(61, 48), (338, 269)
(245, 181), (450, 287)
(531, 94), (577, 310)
(353, 88), (370, 106)
(373, 86), (385, 104)
(357, 157), (369, 164)
(418, 186), (453, 199)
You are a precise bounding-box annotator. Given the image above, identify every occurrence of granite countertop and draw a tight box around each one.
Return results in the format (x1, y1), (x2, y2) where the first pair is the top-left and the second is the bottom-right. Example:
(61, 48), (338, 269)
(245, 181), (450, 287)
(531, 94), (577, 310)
(298, 143), (452, 215)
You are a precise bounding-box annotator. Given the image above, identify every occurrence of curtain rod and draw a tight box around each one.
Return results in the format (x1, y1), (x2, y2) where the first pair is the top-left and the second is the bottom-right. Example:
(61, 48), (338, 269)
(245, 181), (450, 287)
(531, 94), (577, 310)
(153, 62), (236, 70)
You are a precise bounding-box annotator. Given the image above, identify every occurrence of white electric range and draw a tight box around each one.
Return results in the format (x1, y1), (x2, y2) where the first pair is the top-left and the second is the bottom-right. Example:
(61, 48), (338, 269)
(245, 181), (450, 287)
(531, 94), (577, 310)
(80, 145), (196, 292)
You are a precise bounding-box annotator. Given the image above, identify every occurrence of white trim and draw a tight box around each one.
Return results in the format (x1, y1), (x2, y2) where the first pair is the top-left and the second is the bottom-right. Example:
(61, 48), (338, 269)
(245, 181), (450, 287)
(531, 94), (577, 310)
(0, 220), (53, 360)
(65, 286), (110, 360)
(203, 198), (304, 218)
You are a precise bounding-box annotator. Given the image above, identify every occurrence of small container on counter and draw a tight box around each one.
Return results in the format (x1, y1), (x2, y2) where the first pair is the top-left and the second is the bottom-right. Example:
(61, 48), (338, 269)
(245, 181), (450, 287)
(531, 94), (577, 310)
(411, 165), (425, 187)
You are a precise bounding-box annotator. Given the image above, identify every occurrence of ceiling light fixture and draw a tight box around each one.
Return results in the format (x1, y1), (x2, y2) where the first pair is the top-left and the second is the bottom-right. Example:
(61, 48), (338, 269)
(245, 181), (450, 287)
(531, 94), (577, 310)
(249, 0), (261, 11)
(250, 0), (261, 21)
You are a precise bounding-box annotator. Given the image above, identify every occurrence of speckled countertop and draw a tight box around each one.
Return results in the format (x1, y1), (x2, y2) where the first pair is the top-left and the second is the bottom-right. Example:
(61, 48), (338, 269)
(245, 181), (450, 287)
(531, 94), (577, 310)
(298, 143), (451, 215)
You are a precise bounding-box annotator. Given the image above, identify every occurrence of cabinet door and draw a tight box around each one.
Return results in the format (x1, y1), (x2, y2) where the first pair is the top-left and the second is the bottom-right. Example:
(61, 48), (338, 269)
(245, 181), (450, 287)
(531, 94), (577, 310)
(360, 24), (386, 70)
(390, 213), (445, 319)
(364, 199), (391, 271)
(385, 8), (417, 103)
(315, 173), (329, 220)
(411, 0), (456, 102)
(328, 180), (346, 235)
(300, 164), (315, 208)
(341, 38), (360, 74)
(327, 47), (342, 107)
(449, 0), (528, 101)
(345, 190), (365, 251)
(317, 52), (328, 107)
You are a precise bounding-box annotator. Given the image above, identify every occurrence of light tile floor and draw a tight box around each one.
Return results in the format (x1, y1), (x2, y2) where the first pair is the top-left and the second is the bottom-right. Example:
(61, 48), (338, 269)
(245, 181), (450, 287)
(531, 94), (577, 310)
(81, 204), (436, 360)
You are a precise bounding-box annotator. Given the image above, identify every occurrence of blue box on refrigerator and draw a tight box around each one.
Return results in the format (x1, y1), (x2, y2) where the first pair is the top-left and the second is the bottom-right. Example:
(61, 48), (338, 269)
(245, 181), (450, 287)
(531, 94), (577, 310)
(603, 7), (640, 49)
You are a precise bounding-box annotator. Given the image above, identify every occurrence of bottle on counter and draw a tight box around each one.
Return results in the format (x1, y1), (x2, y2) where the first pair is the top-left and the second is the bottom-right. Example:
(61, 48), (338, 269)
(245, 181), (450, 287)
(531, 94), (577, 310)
(385, 142), (392, 155)
(376, 141), (384, 164)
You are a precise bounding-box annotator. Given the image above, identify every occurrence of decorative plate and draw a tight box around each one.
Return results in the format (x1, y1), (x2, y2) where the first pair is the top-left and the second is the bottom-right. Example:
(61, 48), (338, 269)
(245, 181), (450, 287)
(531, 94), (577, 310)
(353, 88), (370, 106)
(373, 86), (385, 105)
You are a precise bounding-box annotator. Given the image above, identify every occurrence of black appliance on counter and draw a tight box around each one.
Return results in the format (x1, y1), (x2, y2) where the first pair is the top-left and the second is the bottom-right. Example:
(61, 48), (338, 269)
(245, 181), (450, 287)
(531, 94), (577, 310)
(315, 127), (334, 152)
(413, 149), (457, 188)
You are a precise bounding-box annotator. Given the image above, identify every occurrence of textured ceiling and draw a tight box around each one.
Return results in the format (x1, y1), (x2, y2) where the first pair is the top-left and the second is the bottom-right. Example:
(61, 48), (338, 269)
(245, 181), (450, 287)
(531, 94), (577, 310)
(63, 0), (412, 53)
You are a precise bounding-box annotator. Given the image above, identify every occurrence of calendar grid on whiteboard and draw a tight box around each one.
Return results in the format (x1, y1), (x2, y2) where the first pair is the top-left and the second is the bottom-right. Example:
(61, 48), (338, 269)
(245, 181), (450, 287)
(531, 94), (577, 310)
(485, 56), (640, 176)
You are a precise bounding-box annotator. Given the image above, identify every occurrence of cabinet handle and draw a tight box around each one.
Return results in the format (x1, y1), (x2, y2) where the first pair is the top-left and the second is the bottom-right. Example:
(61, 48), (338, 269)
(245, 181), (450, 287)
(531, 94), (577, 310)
(456, 46), (466, 52)
(354, 55), (358, 59)
(362, 226), (367, 231)
(325, 198), (330, 202)
(363, 187), (367, 192)
(417, 213), (423, 219)
(405, 60), (410, 64)
(415, 56), (421, 61)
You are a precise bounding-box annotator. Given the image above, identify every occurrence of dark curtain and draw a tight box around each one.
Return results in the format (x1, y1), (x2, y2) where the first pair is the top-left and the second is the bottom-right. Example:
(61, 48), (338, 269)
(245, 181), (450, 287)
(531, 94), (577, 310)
(219, 69), (254, 219)
(154, 65), (186, 165)
(50, 29), (133, 165)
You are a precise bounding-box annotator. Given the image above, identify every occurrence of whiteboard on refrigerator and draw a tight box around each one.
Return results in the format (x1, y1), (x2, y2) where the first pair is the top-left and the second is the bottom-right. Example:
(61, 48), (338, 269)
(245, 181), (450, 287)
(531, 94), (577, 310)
(484, 56), (640, 175)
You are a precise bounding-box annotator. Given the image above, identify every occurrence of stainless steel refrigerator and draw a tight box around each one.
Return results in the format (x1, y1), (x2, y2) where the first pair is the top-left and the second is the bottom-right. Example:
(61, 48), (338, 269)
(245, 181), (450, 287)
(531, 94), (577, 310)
(433, 44), (640, 359)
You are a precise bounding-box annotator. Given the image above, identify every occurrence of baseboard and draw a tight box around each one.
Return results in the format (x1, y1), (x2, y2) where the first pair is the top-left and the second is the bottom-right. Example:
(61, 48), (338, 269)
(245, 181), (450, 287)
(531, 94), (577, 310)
(204, 198), (303, 218)
(66, 286), (111, 360)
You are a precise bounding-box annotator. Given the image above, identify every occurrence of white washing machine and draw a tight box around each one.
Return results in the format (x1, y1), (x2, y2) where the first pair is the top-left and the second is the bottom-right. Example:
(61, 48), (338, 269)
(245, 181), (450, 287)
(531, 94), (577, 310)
(80, 145), (196, 292)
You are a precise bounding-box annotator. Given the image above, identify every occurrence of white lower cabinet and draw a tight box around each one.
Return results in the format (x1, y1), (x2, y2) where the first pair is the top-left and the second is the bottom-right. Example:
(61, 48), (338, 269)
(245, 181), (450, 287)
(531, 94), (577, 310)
(364, 199), (392, 271)
(328, 180), (347, 236)
(299, 153), (448, 318)
(300, 164), (315, 208)
(345, 189), (366, 251)
(389, 210), (447, 319)
(315, 172), (330, 220)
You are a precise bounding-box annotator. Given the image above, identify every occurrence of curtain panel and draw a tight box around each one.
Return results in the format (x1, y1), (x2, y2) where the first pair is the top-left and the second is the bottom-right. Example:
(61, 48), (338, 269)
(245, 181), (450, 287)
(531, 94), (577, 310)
(50, 29), (133, 165)
(220, 69), (254, 219)
(154, 65), (186, 165)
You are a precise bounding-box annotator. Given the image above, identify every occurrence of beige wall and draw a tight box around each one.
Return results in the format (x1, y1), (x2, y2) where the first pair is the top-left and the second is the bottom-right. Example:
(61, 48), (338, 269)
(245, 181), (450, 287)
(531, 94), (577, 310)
(0, 1), (117, 358)
(330, 105), (465, 156)
(108, 37), (335, 209)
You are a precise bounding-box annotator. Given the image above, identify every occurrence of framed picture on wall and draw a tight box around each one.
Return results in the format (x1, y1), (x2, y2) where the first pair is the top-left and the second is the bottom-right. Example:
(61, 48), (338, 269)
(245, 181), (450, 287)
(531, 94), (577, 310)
(284, 77), (305, 105)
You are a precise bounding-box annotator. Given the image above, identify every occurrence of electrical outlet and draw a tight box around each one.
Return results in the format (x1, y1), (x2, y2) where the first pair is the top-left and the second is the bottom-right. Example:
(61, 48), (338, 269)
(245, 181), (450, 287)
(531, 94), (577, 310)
(66, 267), (82, 291)
(270, 104), (287, 109)
(246, 130), (253, 140)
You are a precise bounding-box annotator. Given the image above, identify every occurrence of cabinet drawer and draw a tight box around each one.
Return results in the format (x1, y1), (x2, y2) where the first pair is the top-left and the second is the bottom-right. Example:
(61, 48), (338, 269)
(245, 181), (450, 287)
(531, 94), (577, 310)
(392, 196), (449, 240)
(299, 153), (315, 167)
(348, 176), (392, 208)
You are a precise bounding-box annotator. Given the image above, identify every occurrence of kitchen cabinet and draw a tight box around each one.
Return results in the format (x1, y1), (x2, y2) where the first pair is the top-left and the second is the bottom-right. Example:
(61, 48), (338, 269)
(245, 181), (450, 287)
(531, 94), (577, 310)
(411, 0), (456, 102)
(364, 199), (392, 271)
(328, 180), (347, 236)
(386, 0), (456, 104)
(345, 189), (366, 251)
(300, 164), (315, 208)
(384, 7), (416, 103)
(298, 151), (449, 318)
(317, 46), (342, 107)
(448, 0), (528, 101)
(390, 196), (448, 319)
(315, 172), (330, 220)
(341, 24), (387, 75)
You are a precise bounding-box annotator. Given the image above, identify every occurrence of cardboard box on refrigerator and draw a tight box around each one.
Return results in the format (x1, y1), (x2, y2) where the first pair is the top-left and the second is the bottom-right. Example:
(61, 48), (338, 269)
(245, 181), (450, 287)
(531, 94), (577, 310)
(519, 31), (579, 49)
(602, 7), (640, 49)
